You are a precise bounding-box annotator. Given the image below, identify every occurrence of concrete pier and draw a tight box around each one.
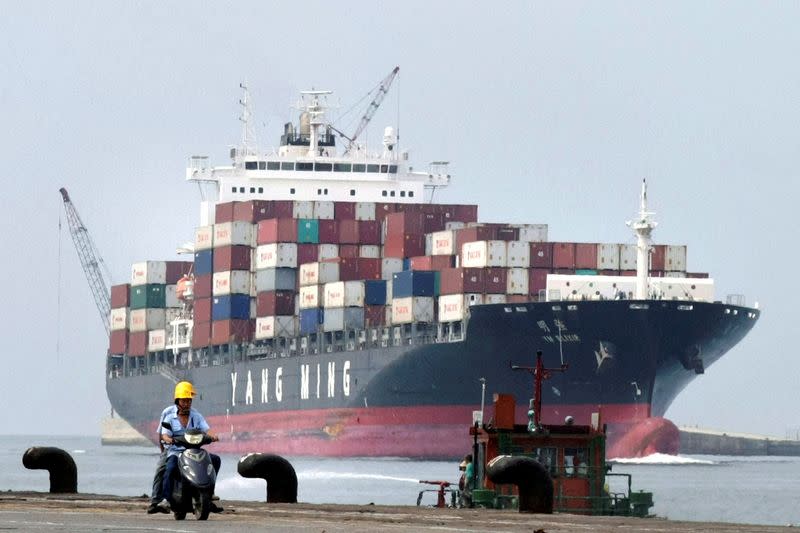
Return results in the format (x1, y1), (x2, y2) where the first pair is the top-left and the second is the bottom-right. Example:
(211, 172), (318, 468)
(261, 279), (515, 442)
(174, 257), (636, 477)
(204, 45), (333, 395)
(679, 427), (800, 456)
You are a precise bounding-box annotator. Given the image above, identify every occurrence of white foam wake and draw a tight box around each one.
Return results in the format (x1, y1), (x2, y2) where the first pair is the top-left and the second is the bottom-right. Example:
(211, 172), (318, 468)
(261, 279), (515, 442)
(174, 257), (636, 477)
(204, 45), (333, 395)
(609, 453), (715, 465)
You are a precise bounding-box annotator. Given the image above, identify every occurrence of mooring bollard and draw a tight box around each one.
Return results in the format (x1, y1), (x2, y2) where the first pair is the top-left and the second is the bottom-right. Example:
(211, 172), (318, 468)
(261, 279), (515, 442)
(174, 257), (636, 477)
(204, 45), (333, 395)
(237, 453), (298, 503)
(22, 447), (78, 493)
(486, 455), (553, 513)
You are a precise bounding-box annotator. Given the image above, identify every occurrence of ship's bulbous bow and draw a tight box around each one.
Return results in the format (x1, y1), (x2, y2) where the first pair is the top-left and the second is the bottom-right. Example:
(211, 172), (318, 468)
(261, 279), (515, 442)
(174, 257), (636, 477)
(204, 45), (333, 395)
(607, 417), (680, 458)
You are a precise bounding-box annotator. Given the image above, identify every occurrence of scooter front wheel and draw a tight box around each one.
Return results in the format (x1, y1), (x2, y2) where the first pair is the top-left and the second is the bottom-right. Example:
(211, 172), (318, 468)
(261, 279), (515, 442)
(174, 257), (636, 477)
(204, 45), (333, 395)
(193, 491), (211, 520)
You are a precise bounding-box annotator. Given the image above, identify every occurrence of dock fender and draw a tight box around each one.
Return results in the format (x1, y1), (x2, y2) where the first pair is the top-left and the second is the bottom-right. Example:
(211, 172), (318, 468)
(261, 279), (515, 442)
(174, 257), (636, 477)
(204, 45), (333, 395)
(237, 453), (298, 503)
(486, 455), (553, 514)
(22, 447), (78, 493)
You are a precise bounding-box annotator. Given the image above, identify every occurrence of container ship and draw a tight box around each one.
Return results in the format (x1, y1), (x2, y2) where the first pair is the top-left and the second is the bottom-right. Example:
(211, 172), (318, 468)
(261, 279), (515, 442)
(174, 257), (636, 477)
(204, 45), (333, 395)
(105, 75), (760, 458)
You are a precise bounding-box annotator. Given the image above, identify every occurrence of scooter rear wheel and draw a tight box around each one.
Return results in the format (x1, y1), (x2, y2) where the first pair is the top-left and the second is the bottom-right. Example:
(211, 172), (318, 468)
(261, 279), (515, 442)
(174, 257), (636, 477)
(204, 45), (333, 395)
(193, 492), (211, 520)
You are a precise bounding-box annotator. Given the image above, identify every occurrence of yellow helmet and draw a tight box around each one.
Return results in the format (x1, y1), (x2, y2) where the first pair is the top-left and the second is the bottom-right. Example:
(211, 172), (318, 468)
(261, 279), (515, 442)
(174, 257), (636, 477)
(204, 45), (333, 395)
(174, 381), (196, 400)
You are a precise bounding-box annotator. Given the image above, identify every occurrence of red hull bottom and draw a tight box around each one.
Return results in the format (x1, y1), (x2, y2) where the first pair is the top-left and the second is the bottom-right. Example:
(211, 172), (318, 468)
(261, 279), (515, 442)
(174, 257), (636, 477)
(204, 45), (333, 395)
(138, 403), (673, 459)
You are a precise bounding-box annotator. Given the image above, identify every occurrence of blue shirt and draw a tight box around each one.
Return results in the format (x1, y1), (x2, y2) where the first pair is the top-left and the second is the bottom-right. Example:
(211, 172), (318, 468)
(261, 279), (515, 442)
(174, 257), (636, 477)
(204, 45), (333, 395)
(158, 405), (211, 457)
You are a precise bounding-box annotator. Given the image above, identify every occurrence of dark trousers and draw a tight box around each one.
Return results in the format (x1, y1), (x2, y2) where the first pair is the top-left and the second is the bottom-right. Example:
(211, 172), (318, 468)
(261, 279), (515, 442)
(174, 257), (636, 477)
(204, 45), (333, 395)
(163, 453), (221, 502)
(150, 450), (167, 504)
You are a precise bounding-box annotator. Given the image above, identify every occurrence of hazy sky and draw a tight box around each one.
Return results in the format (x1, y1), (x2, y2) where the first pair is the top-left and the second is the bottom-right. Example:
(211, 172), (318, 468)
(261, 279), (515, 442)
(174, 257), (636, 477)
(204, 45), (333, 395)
(1, 2), (797, 437)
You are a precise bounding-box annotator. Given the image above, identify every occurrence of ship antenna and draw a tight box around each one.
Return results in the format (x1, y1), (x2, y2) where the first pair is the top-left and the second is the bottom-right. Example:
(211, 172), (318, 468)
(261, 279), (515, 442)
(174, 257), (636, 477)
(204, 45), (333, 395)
(626, 179), (658, 299)
(238, 81), (258, 158)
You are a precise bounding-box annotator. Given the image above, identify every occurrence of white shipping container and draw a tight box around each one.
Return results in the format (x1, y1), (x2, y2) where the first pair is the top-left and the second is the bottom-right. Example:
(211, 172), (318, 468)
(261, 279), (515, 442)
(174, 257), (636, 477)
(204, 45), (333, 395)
(214, 221), (254, 248)
(381, 258), (403, 280)
(293, 200), (314, 219)
(299, 285), (324, 309)
(431, 230), (456, 256)
(619, 244), (638, 270)
(255, 316), (297, 339)
(461, 241), (507, 268)
(255, 268), (296, 292)
(506, 241), (531, 268)
(110, 308), (128, 331)
(391, 296), (435, 324)
(359, 245), (381, 258)
(129, 308), (166, 332)
(506, 268), (529, 295)
(484, 294), (508, 304)
(652, 277), (714, 302)
(516, 224), (549, 243)
(323, 307), (365, 332)
(324, 281), (365, 308)
(318, 244), (339, 260)
(194, 226), (214, 251)
(314, 201), (335, 220)
(256, 243), (298, 269)
(212, 270), (251, 296)
(425, 233), (432, 256)
(131, 261), (166, 286)
(355, 202), (376, 221)
(445, 221), (466, 231)
(666, 245), (687, 271)
(438, 293), (467, 322)
(148, 329), (166, 352)
(299, 263), (318, 286)
(598, 244), (621, 270)
(165, 284), (180, 308)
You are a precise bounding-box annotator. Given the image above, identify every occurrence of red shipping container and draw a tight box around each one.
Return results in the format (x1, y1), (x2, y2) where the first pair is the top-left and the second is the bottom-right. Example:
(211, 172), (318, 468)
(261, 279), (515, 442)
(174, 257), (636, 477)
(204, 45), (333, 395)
(358, 220), (381, 245)
(338, 220), (360, 244)
(213, 245), (252, 272)
(297, 244), (319, 265)
(110, 284), (130, 308)
(318, 219), (339, 244)
(215, 201), (236, 223)
(484, 267), (507, 293)
(191, 321), (211, 348)
(194, 274), (213, 299)
(339, 244), (359, 258)
(453, 205), (479, 223)
(272, 201), (295, 218)
(455, 226), (496, 250)
(529, 268), (550, 296)
(165, 261), (193, 284)
(385, 212), (426, 236)
(494, 226), (519, 241)
(364, 304), (385, 326)
(337, 257), (359, 281)
(109, 330), (128, 354)
(211, 319), (253, 345)
(257, 218), (298, 244)
(422, 213), (446, 233)
(575, 243), (598, 269)
(552, 242), (576, 269)
(410, 255), (454, 271)
(506, 294), (530, 303)
(384, 233), (425, 258)
(374, 203), (397, 224)
(440, 268), (485, 295)
(530, 242), (553, 268)
(620, 270), (636, 277)
(256, 290), (295, 316)
(357, 258), (382, 280)
(334, 202), (356, 220)
(651, 245), (666, 271)
(409, 256), (432, 270)
(233, 200), (275, 223)
(128, 331), (148, 356)
(194, 297), (212, 323)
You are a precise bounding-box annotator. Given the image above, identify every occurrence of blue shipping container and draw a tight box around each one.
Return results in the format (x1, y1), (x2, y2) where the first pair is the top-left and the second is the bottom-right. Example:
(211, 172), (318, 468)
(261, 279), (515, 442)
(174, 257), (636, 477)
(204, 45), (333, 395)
(299, 308), (324, 334)
(212, 294), (251, 321)
(364, 280), (388, 305)
(194, 250), (213, 276)
(392, 270), (436, 298)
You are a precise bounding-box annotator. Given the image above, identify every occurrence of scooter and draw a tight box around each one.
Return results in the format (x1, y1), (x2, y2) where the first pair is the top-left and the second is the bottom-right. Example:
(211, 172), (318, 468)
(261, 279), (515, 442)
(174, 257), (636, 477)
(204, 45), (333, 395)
(161, 423), (217, 520)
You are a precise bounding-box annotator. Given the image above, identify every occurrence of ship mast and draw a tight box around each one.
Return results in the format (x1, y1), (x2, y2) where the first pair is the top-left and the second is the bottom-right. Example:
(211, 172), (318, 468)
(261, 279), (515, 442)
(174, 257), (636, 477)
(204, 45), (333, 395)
(300, 90), (332, 157)
(626, 180), (657, 299)
(238, 82), (258, 158)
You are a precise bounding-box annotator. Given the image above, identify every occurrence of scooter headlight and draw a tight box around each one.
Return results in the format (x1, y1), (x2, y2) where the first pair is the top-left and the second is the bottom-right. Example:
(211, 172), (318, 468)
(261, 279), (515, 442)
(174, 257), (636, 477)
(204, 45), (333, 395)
(185, 432), (203, 445)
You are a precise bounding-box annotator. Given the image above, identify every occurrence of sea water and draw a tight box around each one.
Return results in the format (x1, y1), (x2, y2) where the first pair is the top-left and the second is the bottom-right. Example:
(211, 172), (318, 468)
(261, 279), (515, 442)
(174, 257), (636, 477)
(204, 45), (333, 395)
(2, 435), (799, 527)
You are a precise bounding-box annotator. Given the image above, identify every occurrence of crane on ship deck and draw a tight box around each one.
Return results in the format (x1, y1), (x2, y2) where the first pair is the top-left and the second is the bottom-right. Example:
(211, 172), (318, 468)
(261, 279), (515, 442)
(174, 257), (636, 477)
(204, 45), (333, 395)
(59, 187), (112, 336)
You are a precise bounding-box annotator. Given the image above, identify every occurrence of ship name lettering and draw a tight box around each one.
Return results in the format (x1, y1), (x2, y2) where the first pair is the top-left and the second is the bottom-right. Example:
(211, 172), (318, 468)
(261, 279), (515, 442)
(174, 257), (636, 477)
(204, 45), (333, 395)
(230, 372), (237, 406)
(300, 364), (310, 400)
(261, 368), (269, 403)
(327, 361), (336, 398)
(316, 363), (321, 399)
(275, 367), (283, 402)
(245, 370), (253, 405)
(343, 360), (350, 397)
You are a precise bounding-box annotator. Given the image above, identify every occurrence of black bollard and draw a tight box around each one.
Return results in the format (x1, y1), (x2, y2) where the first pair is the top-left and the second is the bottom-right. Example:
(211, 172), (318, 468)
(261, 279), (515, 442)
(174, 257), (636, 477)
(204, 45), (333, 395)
(486, 455), (553, 513)
(22, 447), (78, 493)
(237, 453), (298, 503)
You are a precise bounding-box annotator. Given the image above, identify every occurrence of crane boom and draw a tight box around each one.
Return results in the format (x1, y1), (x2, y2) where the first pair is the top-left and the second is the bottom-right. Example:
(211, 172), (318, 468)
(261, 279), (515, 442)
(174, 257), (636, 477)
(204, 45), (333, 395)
(59, 188), (112, 335)
(344, 66), (399, 155)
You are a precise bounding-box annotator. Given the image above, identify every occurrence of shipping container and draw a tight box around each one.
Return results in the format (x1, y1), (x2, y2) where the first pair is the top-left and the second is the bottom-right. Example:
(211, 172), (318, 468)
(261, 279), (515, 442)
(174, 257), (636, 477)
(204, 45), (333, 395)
(484, 294), (507, 304)
(131, 261), (166, 286)
(438, 293), (468, 322)
(297, 218), (319, 243)
(453, 205), (479, 223)
(381, 258), (403, 280)
(517, 224), (549, 243)
(619, 244), (638, 270)
(335, 202), (356, 220)
(461, 241), (507, 268)
(359, 245), (381, 258)
(128, 331), (148, 356)
(165, 284), (180, 308)
(422, 212), (446, 233)
(255, 243), (298, 269)
(109, 330), (128, 354)
(338, 219), (360, 244)
(212, 270), (250, 296)
(455, 226), (496, 250)
(409, 255), (454, 271)
(383, 233), (425, 258)
(255, 316), (297, 339)
(191, 321), (211, 349)
(317, 244), (340, 260)
(110, 307), (128, 331)
(529, 268), (550, 297)
(364, 304), (385, 326)
(129, 308), (166, 332)
(214, 221), (254, 248)
(254, 268), (296, 292)
(256, 290), (295, 316)
(355, 202), (376, 221)
(299, 284), (325, 309)
(165, 261), (193, 284)
(385, 211), (425, 236)
(211, 319), (253, 345)
(506, 241), (531, 268)
(194, 274), (212, 299)
(148, 329), (166, 352)
(364, 280), (388, 305)
(391, 296), (435, 324)
(506, 268), (529, 295)
(552, 242), (576, 269)
(439, 267), (485, 295)
(110, 284), (130, 308)
(299, 262), (340, 286)
(495, 226), (519, 241)
(431, 230), (455, 256)
(318, 219), (338, 244)
(234, 200), (276, 223)
(575, 243), (598, 269)
(299, 308), (324, 334)
(215, 201), (235, 224)
(130, 284), (166, 309)
(374, 202), (396, 224)
(530, 242), (553, 268)
(257, 218), (298, 244)
(213, 245), (252, 272)
(597, 244), (620, 270)
(194, 250), (213, 276)
(358, 220), (381, 245)
(484, 267), (507, 294)
(338, 244), (359, 258)
(391, 270), (435, 298)
(194, 226), (214, 251)
(194, 297), (212, 323)
(212, 294), (251, 321)
(666, 245), (687, 271)
(296, 243), (318, 265)
(293, 200), (314, 219)
(323, 307), (365, 332)
(324, 281), (365, 308)
(314, 201), (335, 220)
(651, 244), (666, 271)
